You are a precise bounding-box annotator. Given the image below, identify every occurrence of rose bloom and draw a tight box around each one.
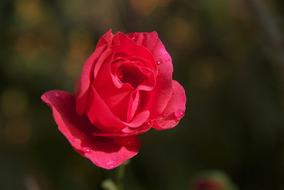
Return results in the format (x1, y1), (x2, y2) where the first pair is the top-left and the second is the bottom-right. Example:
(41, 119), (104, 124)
(41, 30), (186, 169)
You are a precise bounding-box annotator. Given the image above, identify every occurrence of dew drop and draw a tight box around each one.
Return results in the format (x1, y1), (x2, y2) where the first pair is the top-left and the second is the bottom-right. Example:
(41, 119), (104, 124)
(157, 60), (162, 65)
(106, 160), (114, 168)
(175, 110), (184, 119)
(83, 147), (91, 153)
(145, 121), (151, 127)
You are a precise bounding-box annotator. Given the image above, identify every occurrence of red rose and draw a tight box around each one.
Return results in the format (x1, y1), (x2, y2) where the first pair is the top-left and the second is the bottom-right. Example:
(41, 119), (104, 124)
(41, 30), (186, 169)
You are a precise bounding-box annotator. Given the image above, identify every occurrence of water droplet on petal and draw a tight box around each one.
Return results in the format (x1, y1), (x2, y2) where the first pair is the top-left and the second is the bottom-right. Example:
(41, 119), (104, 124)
(145, 121), (151, 127)
(83, 147), (91, 153)
(157, 60), (162, 65)
(106, 160), (114, 168)
(175, 110), (184, 119)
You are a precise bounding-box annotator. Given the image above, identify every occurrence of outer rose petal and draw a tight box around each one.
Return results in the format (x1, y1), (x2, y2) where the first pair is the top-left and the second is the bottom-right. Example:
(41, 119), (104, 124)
(75, 45), (107, 114)
(127, 32), (173, 116)
(76, 30), (113, 115)
(41, 90), (140, 169)
(152, 80), (186, 130)
(96, 29), (113, 48)
(87, 86), (150, 131)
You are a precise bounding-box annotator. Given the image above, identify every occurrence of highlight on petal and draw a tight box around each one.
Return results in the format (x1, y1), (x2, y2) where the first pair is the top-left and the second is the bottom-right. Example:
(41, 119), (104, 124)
(152, 80), (186, 130)
(41, 90), (140, 169)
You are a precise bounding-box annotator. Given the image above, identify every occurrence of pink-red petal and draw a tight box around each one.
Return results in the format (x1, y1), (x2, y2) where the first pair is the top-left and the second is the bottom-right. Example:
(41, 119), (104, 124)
(76, 30), (114, 115)
(127, 32), (173, 116)
(87, 86), (150, 131)
(41, 90), (140, 169)
(75, 45), (107, 115)
(152, 80), (186, 130)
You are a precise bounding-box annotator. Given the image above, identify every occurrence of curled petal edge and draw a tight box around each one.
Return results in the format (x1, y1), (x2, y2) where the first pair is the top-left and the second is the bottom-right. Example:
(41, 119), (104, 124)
(41, 90), (140, 170)
(152, 80), (186, 130)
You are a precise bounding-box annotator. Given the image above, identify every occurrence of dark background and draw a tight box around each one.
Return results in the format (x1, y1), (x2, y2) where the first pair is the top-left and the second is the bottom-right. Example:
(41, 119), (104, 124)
(1, 0), (284, 189)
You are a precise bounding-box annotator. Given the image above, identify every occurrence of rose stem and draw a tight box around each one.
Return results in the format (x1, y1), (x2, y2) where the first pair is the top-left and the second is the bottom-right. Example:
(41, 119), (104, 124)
(116, 162), (127, 190)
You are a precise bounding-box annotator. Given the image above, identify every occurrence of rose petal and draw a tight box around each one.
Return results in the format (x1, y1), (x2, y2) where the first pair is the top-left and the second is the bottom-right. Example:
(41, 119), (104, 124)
(41, 90), (140, 169)
(93, 32), (156, 122)
(94, 54), (154, 122)
(111, 59), (156, 91)
(96, 29), (113, 48)
(127, 90), (140, 122)
(75, 45), (107, 114)
(127, 32), (173, 116)
(112, 33), (156, 69)
(93, 53), (133, 121)
(92, 124), (151, 137)
(87, 86), (150, 131)
(152, 80), (186, 130)
(76, 30), (114, 115)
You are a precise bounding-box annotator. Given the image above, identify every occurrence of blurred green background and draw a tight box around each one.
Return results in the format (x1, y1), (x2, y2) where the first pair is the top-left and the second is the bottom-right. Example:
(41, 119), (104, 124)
(1, 0), (284, 189)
